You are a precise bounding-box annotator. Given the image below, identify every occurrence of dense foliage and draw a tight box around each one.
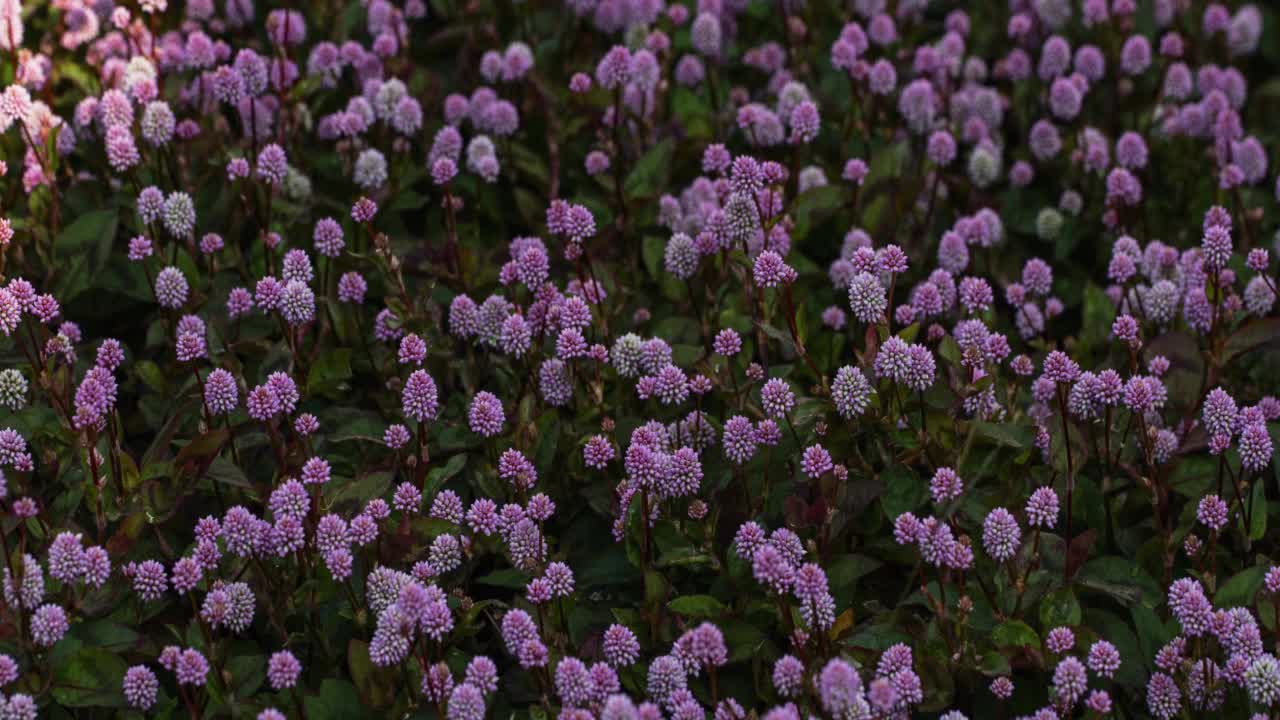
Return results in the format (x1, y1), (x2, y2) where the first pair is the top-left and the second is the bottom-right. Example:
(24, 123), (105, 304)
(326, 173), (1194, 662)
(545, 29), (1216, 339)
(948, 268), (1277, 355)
(0, 0), (1279, 717)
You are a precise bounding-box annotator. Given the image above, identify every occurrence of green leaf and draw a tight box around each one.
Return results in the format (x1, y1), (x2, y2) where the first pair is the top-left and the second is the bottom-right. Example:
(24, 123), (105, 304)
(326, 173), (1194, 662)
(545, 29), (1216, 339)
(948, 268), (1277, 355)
(207, 456), (252, 488)
(792, 185), (844, 240)
(723, 619), (771, 663)
(325, 407), (387, 443)
(667, 595), (728, 618)
(74, 619), (140, 651)
(845, 621), (913, 651)
(671, 88), (712, 139)
(135, 360), (166, 394)
(624, 139), (674, 199)
(1077, 556), (1163, 607)
(476, 569), (529, 589)
(991, 620), (1040, 649)
(642, 235), (665, 279)
(916, 652), (956, 712)
(56, 59), (100, 96)
(973, 420), (1033, 449)
(514, 187), (546, 228)
(328, 471), (392, 510)
(305, 679), (364, 720)
(1073, 476), (1107, 544)
(979, 652), (1012, 677)
(644, 570), (669, 608)
(55, 209), (117, 265)
(387, 191), (429, 212)
(577, 543), (640, 587)
(865, 140), (910, 188)
(655, 546), (716, 569)
(757, 322), (798, 357)
(1251, 479), (1267, 541)
(52, 647), (129, 708)
(307, 349), (353, 399)
(1131, 604), (1172, 669)
(424, 453), (467, 499)
(1077, 284), (1115, 359)
(1216, 564), (1266, 608)
(1224, 317), (1280, 363)
(224, 649), (266, 697)
(1084, 609), (1146, 688)
(349, 639), (396, 708)
(880, 465), (925, 521)
(174, 429), (228, 475)
(508, 142), (551, 187)
(826, 554), (882, 595)
(1039, 587), (1082, 630)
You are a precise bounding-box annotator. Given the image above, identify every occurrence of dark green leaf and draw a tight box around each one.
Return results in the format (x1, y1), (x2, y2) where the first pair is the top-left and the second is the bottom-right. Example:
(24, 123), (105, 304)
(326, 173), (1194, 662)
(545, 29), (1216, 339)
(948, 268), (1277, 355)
(1039, 587), (1082, 630)
(623, 139), (674, 199)
(52, 647), (128, 708)
(349, 639), (396, 708)
(991, 620), (1040, 649)
(1251, 480), (1267, 541)
(1216, 564), (1266, 608)
(880, 465), (925, 520)
(207, 456), (252, 488)
(477, 569), (529, 589)
(305, 679), (364, 720)
(667, 595), (728, 618)
(307, 349), (353, 399)
(1225, 318), (1280, 363)
(1077, 556), (1163, 607)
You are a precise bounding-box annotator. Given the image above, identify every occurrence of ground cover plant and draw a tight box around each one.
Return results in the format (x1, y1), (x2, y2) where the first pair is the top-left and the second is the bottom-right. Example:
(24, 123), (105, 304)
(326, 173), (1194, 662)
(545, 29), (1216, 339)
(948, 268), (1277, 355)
(0, 0), (1278, 717)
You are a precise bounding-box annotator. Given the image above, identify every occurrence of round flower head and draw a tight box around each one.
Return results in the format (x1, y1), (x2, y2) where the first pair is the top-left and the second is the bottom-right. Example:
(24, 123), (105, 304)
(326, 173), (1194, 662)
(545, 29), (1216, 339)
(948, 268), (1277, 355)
(398, 333), (428, 366)
(174, 648), (210, 686)
(1240, 423), (1273, 471)
(908, 128), (950, 170)
(848, 273), (887, 323)
(162, 192), (196, 238)
(47, 532), (86, 582)
(468, 391), (505, 437)
(1120, 34), (1151, 76)
(352, 197), (378, 223)
(1053, 656), (1087, 705)
(1245, 656), (1280, 707)
(30, 603), (69, 646)
(403, 370), (440, 423)
(0, 369), (27, 410)
(154, 267), (189, 309)
(897, 79), (935, 134)
(1026, 487), (1059, 528)
(1049, 78), (1081, 120)
(312, 217), (345, 257)
(818, 658), (867, 717)
(377, 423), (409, 450)
(267, 650), (301, 690)
(760, 379), (796, 418)
(140, 101), (175, 146)
(982, 508), (1021, 561)
(801, 445), (833, 479)
(415, 153), (452, 186)
(123, 665), (159, 709)
(337, 272), (367, 304)
(929, 467), (963, 504)
(1197, 494), (1229, 532)
(665, 233), (699, 279)
(1088, 640), (1121, 678)
(447, 683), (486, 720)
(713, 329), (742, 357)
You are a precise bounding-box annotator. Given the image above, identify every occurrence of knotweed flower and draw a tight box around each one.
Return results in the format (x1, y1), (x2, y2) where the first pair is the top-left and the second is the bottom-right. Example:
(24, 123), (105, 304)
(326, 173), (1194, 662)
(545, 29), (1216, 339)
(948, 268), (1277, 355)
(982, 508), (1020, 561)
(123, 666), (159, 710)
